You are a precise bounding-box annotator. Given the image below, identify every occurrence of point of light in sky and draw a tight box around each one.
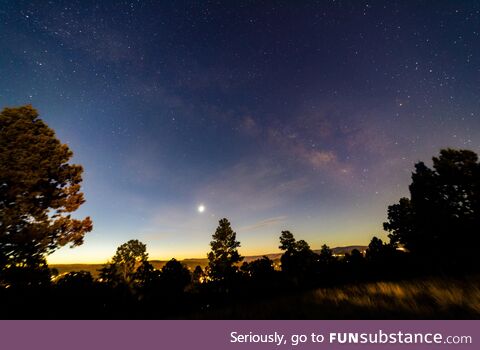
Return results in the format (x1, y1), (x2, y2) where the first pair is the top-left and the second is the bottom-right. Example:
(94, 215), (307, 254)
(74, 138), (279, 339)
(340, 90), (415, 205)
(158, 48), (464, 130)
(198, 205), (205, 213)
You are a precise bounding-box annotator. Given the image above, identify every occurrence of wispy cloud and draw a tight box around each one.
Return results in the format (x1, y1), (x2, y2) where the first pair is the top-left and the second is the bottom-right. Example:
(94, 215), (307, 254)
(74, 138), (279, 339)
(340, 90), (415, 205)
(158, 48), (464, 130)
(239, 216), (287, 232)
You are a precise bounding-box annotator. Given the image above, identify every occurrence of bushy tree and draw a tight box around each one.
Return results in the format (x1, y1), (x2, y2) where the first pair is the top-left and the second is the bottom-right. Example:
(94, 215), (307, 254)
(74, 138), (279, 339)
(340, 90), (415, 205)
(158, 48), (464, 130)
(192, 265), (205, 284)
(343, 248), (366, 279)
(0, 106), (92, 280)
(279, 232), (318, 282)
(160, 259), (191, 294)
(318, 244), (336, 265)
(56, 271), (94, 289)
(384, 149), (480, 267)
(240, 256), (275, 280)
(383, 198), (414, 250)
(366, 237), (385, 261)
(110, 239), (148, 284)
(365, 236), (396, 261)
(207, 218), (243, 282)
(132, 261), (161, 290)
(98, 263), (122, 287)
(346, 249), (364, 263)
(0, 261), (52, 288)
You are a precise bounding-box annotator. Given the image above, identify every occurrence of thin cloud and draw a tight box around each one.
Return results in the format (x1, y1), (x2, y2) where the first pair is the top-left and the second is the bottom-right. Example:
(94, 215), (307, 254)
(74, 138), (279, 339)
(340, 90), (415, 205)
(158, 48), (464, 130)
(239, 216), (287, 232)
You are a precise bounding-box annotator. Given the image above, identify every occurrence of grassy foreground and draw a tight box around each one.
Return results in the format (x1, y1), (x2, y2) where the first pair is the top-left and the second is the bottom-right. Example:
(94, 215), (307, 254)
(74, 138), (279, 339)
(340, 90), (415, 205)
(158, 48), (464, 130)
(193, 276), (480, 319)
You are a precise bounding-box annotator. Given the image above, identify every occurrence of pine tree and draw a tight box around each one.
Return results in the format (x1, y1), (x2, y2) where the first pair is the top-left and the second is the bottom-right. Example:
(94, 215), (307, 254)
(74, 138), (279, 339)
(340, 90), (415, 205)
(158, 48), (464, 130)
(207, 218), (243, 281)
(0, 106), (92, 281)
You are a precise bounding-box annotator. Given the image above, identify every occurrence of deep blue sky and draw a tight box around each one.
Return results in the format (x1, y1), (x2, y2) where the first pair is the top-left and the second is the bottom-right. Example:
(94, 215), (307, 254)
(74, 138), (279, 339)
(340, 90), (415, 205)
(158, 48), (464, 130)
(1, 1), (479, 263)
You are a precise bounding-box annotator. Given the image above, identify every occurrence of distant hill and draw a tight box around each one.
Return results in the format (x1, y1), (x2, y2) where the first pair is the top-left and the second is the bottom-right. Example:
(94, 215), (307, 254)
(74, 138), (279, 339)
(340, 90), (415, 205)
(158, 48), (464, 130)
(50, 264), (107, 278)
(327, 245), (368, 255)
(51, 245), (368, 277)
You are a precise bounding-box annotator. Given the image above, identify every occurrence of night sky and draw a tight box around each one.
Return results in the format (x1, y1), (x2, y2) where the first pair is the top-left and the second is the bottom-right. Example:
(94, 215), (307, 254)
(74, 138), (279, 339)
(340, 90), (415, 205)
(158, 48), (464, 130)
(1, 1), (479, 263)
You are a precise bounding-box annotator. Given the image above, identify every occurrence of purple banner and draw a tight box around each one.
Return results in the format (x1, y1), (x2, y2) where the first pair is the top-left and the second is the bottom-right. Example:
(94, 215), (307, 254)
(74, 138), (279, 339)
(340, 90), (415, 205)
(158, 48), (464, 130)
(0, 320), (477, 350)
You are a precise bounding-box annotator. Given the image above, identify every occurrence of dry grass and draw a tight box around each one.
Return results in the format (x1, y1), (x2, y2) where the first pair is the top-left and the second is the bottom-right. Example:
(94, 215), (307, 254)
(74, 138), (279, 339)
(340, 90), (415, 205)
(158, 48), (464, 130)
(309, 277), (480, 318)
(195, 276), (480, 319)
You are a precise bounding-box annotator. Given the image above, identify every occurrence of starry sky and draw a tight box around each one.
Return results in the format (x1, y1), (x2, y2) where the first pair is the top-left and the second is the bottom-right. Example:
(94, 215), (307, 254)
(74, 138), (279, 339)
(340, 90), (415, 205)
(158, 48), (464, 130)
(1, 1), (479, 263)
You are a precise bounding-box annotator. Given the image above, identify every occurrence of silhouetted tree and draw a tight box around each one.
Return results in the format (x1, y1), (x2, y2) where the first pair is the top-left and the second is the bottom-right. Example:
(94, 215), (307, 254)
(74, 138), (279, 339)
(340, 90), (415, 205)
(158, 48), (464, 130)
(239, 256), (278, 295)
(241, 256), (276, 280)
(0, 106), (92, 285)
(98, 263), (122, 287)
(53, 271), (99, 318)
(315, 244), (339, 285)
(279, 230), (296, 251)
(56, 271), (94, 289)
(364, 236), (404, 279)
(365, 237), (386, 261)
(384, 149), (480, 269)
(207, 218), (243, 282)
(318, 244), (336, 265)
(366, 236), (398, 261)
(345, 248), (364, 265)
(343, 249), (366, 281)
(0, 259), (52, 289)
(279, 232), (318, 284)
(383, 198), (415, 251)
(192, 265), (205, 284)
(295, 239), (311, 252)
(132, 261), (161, 290)
(160, 259), (191, 294)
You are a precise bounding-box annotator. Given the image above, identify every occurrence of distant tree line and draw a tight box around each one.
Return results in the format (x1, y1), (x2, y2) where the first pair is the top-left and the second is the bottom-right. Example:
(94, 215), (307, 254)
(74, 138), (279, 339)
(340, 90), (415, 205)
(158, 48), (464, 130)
(1, 106), (479, 318)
